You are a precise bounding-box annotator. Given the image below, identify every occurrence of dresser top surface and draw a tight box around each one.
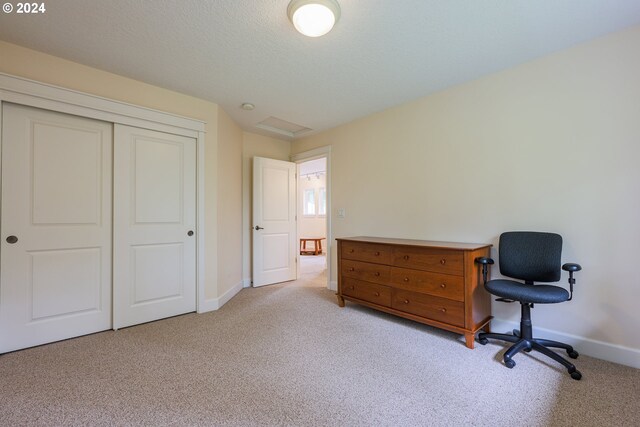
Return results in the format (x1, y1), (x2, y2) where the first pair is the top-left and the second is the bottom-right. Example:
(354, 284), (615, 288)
(336, 236), (492, 251)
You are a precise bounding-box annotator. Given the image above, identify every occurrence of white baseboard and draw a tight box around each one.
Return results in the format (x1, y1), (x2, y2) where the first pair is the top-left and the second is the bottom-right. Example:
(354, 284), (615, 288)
(490, 318), (640, 369)
(197, 280), (244, 313)
(198, 297), (218, 313)
(242, 278), (251, 288)
(329, 280), (337, 291)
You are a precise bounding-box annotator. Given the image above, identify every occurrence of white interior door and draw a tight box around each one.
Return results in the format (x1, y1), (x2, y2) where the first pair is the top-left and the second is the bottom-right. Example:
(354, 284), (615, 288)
(113, 125), (196, 329)
(252, 157), (297, 287)
(0, 103), (113, 353)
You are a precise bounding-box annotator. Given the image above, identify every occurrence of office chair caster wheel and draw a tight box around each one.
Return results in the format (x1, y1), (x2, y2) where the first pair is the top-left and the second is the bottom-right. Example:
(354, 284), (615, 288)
(567, 350), (579, 359)
(504, 358), (516, 369)
(477, 337), (488, 345)
(570, 370), (582, 381)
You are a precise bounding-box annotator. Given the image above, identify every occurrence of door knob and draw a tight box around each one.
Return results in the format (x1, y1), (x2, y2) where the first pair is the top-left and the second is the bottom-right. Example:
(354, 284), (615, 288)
(254, 226), (264, 230)
(6, 235), (18, 244)
(187, 230), (194, 236)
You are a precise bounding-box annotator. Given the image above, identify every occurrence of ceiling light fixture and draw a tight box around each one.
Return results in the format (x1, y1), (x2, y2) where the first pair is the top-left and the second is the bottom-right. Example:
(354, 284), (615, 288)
(287, 0), (341, 38)
(241, 103), (255, 111)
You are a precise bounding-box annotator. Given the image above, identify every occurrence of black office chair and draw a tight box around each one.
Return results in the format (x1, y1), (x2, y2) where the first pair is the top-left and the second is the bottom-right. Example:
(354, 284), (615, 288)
(475, 231), (583, 380)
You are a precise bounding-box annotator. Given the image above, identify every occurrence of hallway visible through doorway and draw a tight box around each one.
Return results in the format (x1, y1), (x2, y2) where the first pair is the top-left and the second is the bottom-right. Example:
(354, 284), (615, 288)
(297, 157), (328, 286)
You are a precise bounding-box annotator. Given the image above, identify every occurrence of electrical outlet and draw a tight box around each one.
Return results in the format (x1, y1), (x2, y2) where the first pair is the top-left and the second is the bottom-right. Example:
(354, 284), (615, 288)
(337, 208), (345, 218)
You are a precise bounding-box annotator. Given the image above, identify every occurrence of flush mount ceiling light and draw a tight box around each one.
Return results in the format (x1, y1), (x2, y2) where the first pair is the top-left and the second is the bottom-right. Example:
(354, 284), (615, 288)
(287, 0), (341, 37)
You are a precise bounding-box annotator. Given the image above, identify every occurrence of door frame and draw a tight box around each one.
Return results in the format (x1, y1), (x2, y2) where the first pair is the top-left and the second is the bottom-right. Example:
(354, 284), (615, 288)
(0, 72), (209, 314)
(291, 146), (333, 290)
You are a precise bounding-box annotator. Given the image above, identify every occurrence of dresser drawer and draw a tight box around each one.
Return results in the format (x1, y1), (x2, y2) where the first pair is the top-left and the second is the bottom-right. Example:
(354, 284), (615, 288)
(394, 248), (464, 276)
(342, 278), (392, 307)
(341, 259), (391, 285)
(341, 241), (394, 265)
(392, 290), (465, 327)
(390, 268), (464, 302)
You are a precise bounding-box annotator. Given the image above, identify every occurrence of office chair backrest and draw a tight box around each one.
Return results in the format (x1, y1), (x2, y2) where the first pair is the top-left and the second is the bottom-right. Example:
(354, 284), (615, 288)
(499, 231), (562, 283)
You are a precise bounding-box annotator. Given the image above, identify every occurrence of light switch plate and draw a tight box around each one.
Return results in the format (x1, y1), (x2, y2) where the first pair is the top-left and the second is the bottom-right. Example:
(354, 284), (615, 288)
(337, 208), (345, 218)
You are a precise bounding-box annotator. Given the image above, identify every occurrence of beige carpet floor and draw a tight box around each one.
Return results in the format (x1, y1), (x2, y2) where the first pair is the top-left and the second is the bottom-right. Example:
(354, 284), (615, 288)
(1, 254), (639, 426)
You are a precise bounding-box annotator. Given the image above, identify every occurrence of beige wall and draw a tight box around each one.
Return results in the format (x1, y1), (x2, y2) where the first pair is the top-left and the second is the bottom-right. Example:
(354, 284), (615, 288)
(0, 41), (222, 300)
(216, 108), (243, 298)
(292, 26), (640, 353)
(242, 132), (292, 284)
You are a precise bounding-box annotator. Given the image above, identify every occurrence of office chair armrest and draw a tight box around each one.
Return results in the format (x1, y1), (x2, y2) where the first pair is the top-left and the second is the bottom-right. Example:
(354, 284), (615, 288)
(562, 263), (581, 301)
(475, 257), (494, 284)
(562, 263), (582, 272)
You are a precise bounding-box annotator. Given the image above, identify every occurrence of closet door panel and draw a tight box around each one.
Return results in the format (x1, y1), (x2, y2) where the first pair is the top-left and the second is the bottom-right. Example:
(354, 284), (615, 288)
(0, 103), (112, 353)
(113, 125), (196, 329)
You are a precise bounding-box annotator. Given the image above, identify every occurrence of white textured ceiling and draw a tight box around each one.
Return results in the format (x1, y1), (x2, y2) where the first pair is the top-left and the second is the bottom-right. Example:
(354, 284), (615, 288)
(1, 1), (639, 139)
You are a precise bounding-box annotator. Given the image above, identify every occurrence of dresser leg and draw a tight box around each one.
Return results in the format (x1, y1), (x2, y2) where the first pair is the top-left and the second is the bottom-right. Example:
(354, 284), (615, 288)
(464, 333), (475, 349)
(336, 294), (345, 307)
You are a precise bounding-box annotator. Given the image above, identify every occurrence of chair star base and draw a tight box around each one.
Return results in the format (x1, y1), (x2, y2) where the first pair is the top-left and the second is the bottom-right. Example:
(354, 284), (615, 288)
(478, 303), (582, 380)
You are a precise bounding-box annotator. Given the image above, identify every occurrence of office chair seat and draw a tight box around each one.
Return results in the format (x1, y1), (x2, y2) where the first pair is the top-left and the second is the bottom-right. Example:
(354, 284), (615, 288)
(485, 279), (570, 304)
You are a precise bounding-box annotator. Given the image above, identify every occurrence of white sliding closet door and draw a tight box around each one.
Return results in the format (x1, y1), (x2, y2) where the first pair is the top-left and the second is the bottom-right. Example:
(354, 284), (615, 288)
(0, 104), (113, 353)
(113, 125), (196, 329)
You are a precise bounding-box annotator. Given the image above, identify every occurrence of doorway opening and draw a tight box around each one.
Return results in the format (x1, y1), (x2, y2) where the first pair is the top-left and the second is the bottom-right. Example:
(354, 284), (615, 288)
(297, 157), (327, 287)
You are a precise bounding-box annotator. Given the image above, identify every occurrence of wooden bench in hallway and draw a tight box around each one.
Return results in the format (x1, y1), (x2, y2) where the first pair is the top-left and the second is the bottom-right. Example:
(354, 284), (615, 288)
(300, 237), (325, 255)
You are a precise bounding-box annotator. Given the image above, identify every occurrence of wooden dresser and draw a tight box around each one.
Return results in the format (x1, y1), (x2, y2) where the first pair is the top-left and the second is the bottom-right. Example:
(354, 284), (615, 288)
(336, 236), (492, 348)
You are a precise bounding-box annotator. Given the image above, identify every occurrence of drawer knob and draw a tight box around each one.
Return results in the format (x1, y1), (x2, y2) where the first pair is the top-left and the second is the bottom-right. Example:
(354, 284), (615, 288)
(350, 286), (355, 290)
(374, 292), (380, 297)
(403, 255), (409, 261)
(374, 272), (380, 276)
(440, 258), (446, 265)
(440, 308), (447, 313)
(441, 283), (446, 288)
(403, 277), (409, 282)
(349, 249), (354, 253)
(403, 299), (409, 304)
(348, 267), (355, 271)
(374, 251), (380, 256)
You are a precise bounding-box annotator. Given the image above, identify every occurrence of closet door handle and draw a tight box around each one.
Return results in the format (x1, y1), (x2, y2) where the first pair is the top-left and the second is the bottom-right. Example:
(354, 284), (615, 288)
(6, 235), (18, 244)
(187, 230), (194, 237)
